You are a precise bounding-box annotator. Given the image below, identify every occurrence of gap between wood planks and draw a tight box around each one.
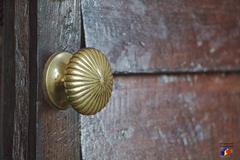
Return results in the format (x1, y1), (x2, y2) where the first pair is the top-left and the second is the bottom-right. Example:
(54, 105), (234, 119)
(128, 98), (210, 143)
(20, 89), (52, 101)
(113, 71), (240, 76)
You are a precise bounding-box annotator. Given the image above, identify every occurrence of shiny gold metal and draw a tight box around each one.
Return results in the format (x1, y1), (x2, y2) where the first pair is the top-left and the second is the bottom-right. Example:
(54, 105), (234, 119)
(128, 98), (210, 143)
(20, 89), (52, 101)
(43, 48), (113, 115)
(43, 52), (72, 110)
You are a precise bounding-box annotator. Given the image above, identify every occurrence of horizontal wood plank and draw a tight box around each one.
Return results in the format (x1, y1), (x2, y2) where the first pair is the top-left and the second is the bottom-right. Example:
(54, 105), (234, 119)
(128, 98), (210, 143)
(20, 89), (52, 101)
(81, 74), (240, 160)
(81, 0), (240, 73)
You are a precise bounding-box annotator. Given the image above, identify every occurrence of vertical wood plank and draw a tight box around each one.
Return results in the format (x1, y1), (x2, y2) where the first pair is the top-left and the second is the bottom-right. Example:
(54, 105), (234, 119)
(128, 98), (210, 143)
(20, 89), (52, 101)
(1, 0), (36, 159)
(28, 0), (38, 159)
(0, 15), (3, 160)
(0, 0), (2, 26)
(37, 0), (82, 159)
(13, 0), (30, 159)
(1, 1), (15, 158)
(0, 0), (3, 155)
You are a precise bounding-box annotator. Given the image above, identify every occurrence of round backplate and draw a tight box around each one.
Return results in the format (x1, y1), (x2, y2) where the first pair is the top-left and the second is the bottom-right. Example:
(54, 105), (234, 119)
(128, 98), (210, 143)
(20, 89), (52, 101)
(43, 52), (72, 109)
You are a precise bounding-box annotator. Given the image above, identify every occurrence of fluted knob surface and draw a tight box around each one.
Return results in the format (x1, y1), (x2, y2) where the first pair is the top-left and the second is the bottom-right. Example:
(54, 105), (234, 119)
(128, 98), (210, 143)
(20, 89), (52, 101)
(64, 48), (113, 115)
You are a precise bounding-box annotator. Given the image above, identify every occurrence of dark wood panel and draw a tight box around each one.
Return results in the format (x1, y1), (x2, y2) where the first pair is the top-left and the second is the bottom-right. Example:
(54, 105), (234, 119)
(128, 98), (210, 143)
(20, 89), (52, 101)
(0, 0), (36, 159)
(1, 1), (15, 158)
(81, 0), (240, 73)
(81, 74), (240, 160)
(13, 1), (31, 159)
(0, 0), (2, 26)
(0, 24), (3, 160)
(29, 0), (37, 159)
(37, 0), (82, 159)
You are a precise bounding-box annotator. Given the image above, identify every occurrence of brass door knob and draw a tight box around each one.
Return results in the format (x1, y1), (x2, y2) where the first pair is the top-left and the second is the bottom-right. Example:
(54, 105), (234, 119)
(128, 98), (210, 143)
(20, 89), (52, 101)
(43, 48), (113, 115)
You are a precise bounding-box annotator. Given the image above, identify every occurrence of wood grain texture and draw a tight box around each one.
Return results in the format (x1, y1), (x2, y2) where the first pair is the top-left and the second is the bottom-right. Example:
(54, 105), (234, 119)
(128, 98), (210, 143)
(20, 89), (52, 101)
(13, 0), (30, 159)
(37, 0), (82, 159)
(0, 25), (3, 159)
(81, 0), (240, 73)
(1, 1), (15, 158)
(29, 0), (37, 159)
(0, 0), (2, 26)
(81, 74), (240, 160)
(1, 0), (35, 159)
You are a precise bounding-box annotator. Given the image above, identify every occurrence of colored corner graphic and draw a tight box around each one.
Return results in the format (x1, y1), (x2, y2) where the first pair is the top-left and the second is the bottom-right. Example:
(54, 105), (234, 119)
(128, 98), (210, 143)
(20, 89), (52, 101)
(220, 147), (233, 157)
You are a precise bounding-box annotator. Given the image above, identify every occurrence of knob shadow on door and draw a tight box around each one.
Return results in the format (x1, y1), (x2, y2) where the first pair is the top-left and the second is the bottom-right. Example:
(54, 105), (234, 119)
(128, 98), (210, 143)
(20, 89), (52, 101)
(43, 48), (113, 115)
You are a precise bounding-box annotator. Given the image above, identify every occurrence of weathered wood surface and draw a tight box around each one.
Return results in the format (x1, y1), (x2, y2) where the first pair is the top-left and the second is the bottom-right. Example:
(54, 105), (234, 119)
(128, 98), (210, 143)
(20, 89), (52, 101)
(1, 1), (15, 159)
(37, 0), (82, 159)
(81, 74), (240, 160)
(81, 0), (240, 73)
(0, 25), (3, 160)
(0, 0), (3, 26)
(13, 1), (31, 159)
(0, 0), (36, 159)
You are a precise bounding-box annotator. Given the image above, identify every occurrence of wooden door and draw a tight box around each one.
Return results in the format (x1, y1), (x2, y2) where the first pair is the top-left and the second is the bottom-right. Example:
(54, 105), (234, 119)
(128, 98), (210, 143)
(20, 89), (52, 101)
(1, 0), (240, 160)
(79, 1), (240, 159)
